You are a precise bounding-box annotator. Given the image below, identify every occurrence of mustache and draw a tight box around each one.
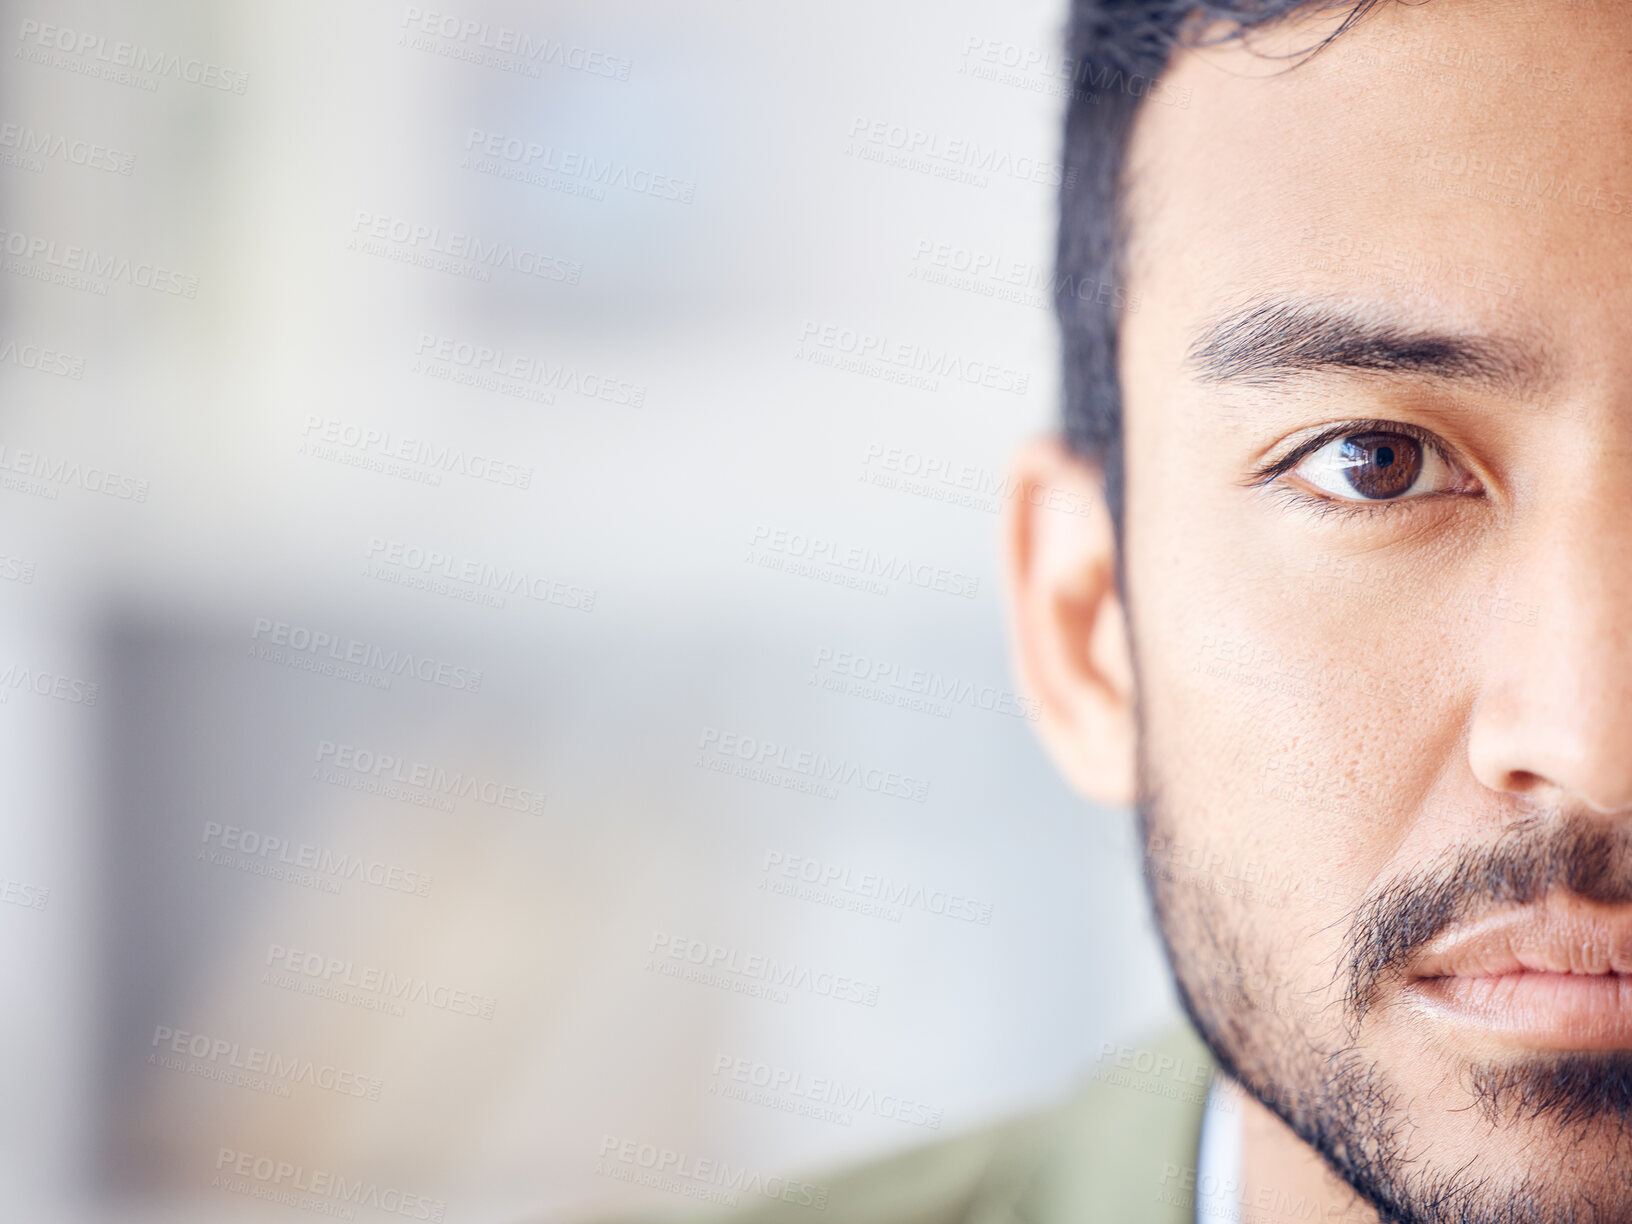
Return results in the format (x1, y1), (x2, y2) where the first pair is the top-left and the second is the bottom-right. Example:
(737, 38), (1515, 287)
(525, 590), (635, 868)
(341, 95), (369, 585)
(1343, 816), (1632, 1023)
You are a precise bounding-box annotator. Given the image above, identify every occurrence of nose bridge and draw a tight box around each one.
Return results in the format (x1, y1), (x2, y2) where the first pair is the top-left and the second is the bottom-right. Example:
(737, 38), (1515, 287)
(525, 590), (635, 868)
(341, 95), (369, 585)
(1470, 465), (1632, 814)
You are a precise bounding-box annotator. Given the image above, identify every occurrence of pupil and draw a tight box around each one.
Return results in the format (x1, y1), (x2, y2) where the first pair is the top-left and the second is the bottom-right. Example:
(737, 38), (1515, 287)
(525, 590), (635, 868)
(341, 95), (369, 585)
(1340, 433), (1420, 499)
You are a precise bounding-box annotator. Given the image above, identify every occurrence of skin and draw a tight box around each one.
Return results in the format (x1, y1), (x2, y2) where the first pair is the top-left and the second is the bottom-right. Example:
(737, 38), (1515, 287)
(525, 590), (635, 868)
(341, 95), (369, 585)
(1006, 1), (1632, 1220)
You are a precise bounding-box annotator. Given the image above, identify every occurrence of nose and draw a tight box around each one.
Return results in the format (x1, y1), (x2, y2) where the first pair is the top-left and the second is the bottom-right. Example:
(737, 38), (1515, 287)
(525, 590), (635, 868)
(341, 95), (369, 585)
(1467, 490), (1632, 816)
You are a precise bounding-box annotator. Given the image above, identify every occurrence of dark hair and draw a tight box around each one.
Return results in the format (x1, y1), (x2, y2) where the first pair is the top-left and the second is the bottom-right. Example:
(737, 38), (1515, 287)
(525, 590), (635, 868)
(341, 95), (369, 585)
(1056, 1), (1393, 527)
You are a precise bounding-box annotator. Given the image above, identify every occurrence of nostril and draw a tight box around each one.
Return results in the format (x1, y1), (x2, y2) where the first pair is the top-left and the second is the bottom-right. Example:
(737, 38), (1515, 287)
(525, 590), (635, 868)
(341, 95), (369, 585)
(1505, 769), (1551, 794)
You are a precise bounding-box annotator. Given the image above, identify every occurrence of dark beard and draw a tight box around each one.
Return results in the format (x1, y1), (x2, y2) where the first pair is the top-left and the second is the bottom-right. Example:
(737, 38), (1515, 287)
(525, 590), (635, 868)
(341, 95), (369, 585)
(1137, 792), (1632, 1224)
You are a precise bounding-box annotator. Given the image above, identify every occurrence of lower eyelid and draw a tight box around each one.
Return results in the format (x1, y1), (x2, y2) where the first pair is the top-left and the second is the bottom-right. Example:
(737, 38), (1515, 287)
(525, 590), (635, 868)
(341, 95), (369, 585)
(1272, 473), (1477, 517)
(1268, 484), (1448, 520)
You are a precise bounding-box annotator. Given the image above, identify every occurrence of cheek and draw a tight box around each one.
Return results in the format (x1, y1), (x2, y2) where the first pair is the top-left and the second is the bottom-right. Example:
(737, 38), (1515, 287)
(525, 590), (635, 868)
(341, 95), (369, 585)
(1125, 485), (1468, 967)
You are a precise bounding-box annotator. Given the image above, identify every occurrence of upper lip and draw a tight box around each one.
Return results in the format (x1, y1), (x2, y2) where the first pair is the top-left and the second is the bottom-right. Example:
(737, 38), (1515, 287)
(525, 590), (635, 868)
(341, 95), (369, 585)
(1409, 900), (1632, 981)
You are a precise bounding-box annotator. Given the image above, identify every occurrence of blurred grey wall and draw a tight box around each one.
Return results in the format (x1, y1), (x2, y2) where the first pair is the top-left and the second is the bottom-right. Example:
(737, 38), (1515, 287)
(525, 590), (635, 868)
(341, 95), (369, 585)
(0, 2), (1177, 1220)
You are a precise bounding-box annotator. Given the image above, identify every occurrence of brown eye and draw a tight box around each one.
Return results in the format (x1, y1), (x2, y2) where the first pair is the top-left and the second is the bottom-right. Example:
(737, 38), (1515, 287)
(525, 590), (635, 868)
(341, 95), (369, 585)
(1289, 428), (1455, 504)
(1337, 432), (1422, 499)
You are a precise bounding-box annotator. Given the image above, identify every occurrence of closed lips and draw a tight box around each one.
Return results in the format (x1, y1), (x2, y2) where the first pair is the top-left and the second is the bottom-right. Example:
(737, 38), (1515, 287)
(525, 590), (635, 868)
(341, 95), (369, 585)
(1406, 903), (1632, 1050)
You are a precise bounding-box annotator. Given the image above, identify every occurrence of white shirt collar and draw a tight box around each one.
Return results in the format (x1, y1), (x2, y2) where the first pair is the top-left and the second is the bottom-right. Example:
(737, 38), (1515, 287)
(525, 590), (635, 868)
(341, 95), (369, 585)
(1195, 1076), (1242, 1224)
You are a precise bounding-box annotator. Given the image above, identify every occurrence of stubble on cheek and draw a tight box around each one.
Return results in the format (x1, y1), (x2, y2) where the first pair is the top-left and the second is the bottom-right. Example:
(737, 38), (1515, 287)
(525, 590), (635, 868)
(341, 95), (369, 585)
(1135, 757), (1360, 1099)
(1134, 765), (1418, 1211)
(1124, 589), (1416, 1194)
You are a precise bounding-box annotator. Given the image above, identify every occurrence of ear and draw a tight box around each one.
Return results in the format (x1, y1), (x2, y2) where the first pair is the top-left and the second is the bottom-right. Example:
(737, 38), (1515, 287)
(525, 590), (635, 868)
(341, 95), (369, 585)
(1002, 437), (1137, 805)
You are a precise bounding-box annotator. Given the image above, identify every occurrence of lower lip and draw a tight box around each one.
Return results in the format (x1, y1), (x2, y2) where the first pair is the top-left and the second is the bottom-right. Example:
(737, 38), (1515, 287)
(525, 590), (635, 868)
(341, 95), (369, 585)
(1413, 973), (1632, 1049)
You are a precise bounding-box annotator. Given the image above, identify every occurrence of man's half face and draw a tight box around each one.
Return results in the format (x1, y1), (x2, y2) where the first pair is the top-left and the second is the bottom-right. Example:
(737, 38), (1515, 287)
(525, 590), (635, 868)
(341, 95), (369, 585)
(1073, 1), (1632, 1219)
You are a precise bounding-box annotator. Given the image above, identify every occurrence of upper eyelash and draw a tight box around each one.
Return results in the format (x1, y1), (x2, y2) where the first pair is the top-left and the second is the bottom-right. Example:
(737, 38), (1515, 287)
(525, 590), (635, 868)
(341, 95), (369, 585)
(1244, 418), (1450, 490)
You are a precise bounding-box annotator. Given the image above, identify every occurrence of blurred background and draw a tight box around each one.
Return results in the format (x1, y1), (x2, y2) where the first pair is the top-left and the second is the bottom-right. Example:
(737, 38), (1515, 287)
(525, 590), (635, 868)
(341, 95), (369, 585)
(0, 1), (1177, 1220)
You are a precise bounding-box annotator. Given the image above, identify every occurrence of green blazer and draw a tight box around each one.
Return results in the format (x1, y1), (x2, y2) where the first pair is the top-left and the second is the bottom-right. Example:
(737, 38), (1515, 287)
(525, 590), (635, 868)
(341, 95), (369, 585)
(606, 1024), (1214, 1224)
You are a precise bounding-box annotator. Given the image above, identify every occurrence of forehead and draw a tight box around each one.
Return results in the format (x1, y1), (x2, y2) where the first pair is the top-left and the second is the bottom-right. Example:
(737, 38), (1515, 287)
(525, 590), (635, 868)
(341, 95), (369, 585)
(1121, 0), (1632, 355)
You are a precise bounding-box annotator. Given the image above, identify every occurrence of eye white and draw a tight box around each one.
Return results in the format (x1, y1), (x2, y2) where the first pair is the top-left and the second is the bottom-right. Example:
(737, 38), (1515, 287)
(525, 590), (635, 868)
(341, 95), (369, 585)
(1290, 434), (1453, 501)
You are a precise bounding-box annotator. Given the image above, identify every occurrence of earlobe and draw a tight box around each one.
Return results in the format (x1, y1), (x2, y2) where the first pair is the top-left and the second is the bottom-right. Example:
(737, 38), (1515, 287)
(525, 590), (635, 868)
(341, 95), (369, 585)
(1002, 438), (1138, 806)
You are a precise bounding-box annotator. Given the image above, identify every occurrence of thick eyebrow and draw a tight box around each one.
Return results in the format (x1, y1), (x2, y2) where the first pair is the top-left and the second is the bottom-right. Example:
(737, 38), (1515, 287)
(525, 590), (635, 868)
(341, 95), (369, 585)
(1186, 298), (1542, 393)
